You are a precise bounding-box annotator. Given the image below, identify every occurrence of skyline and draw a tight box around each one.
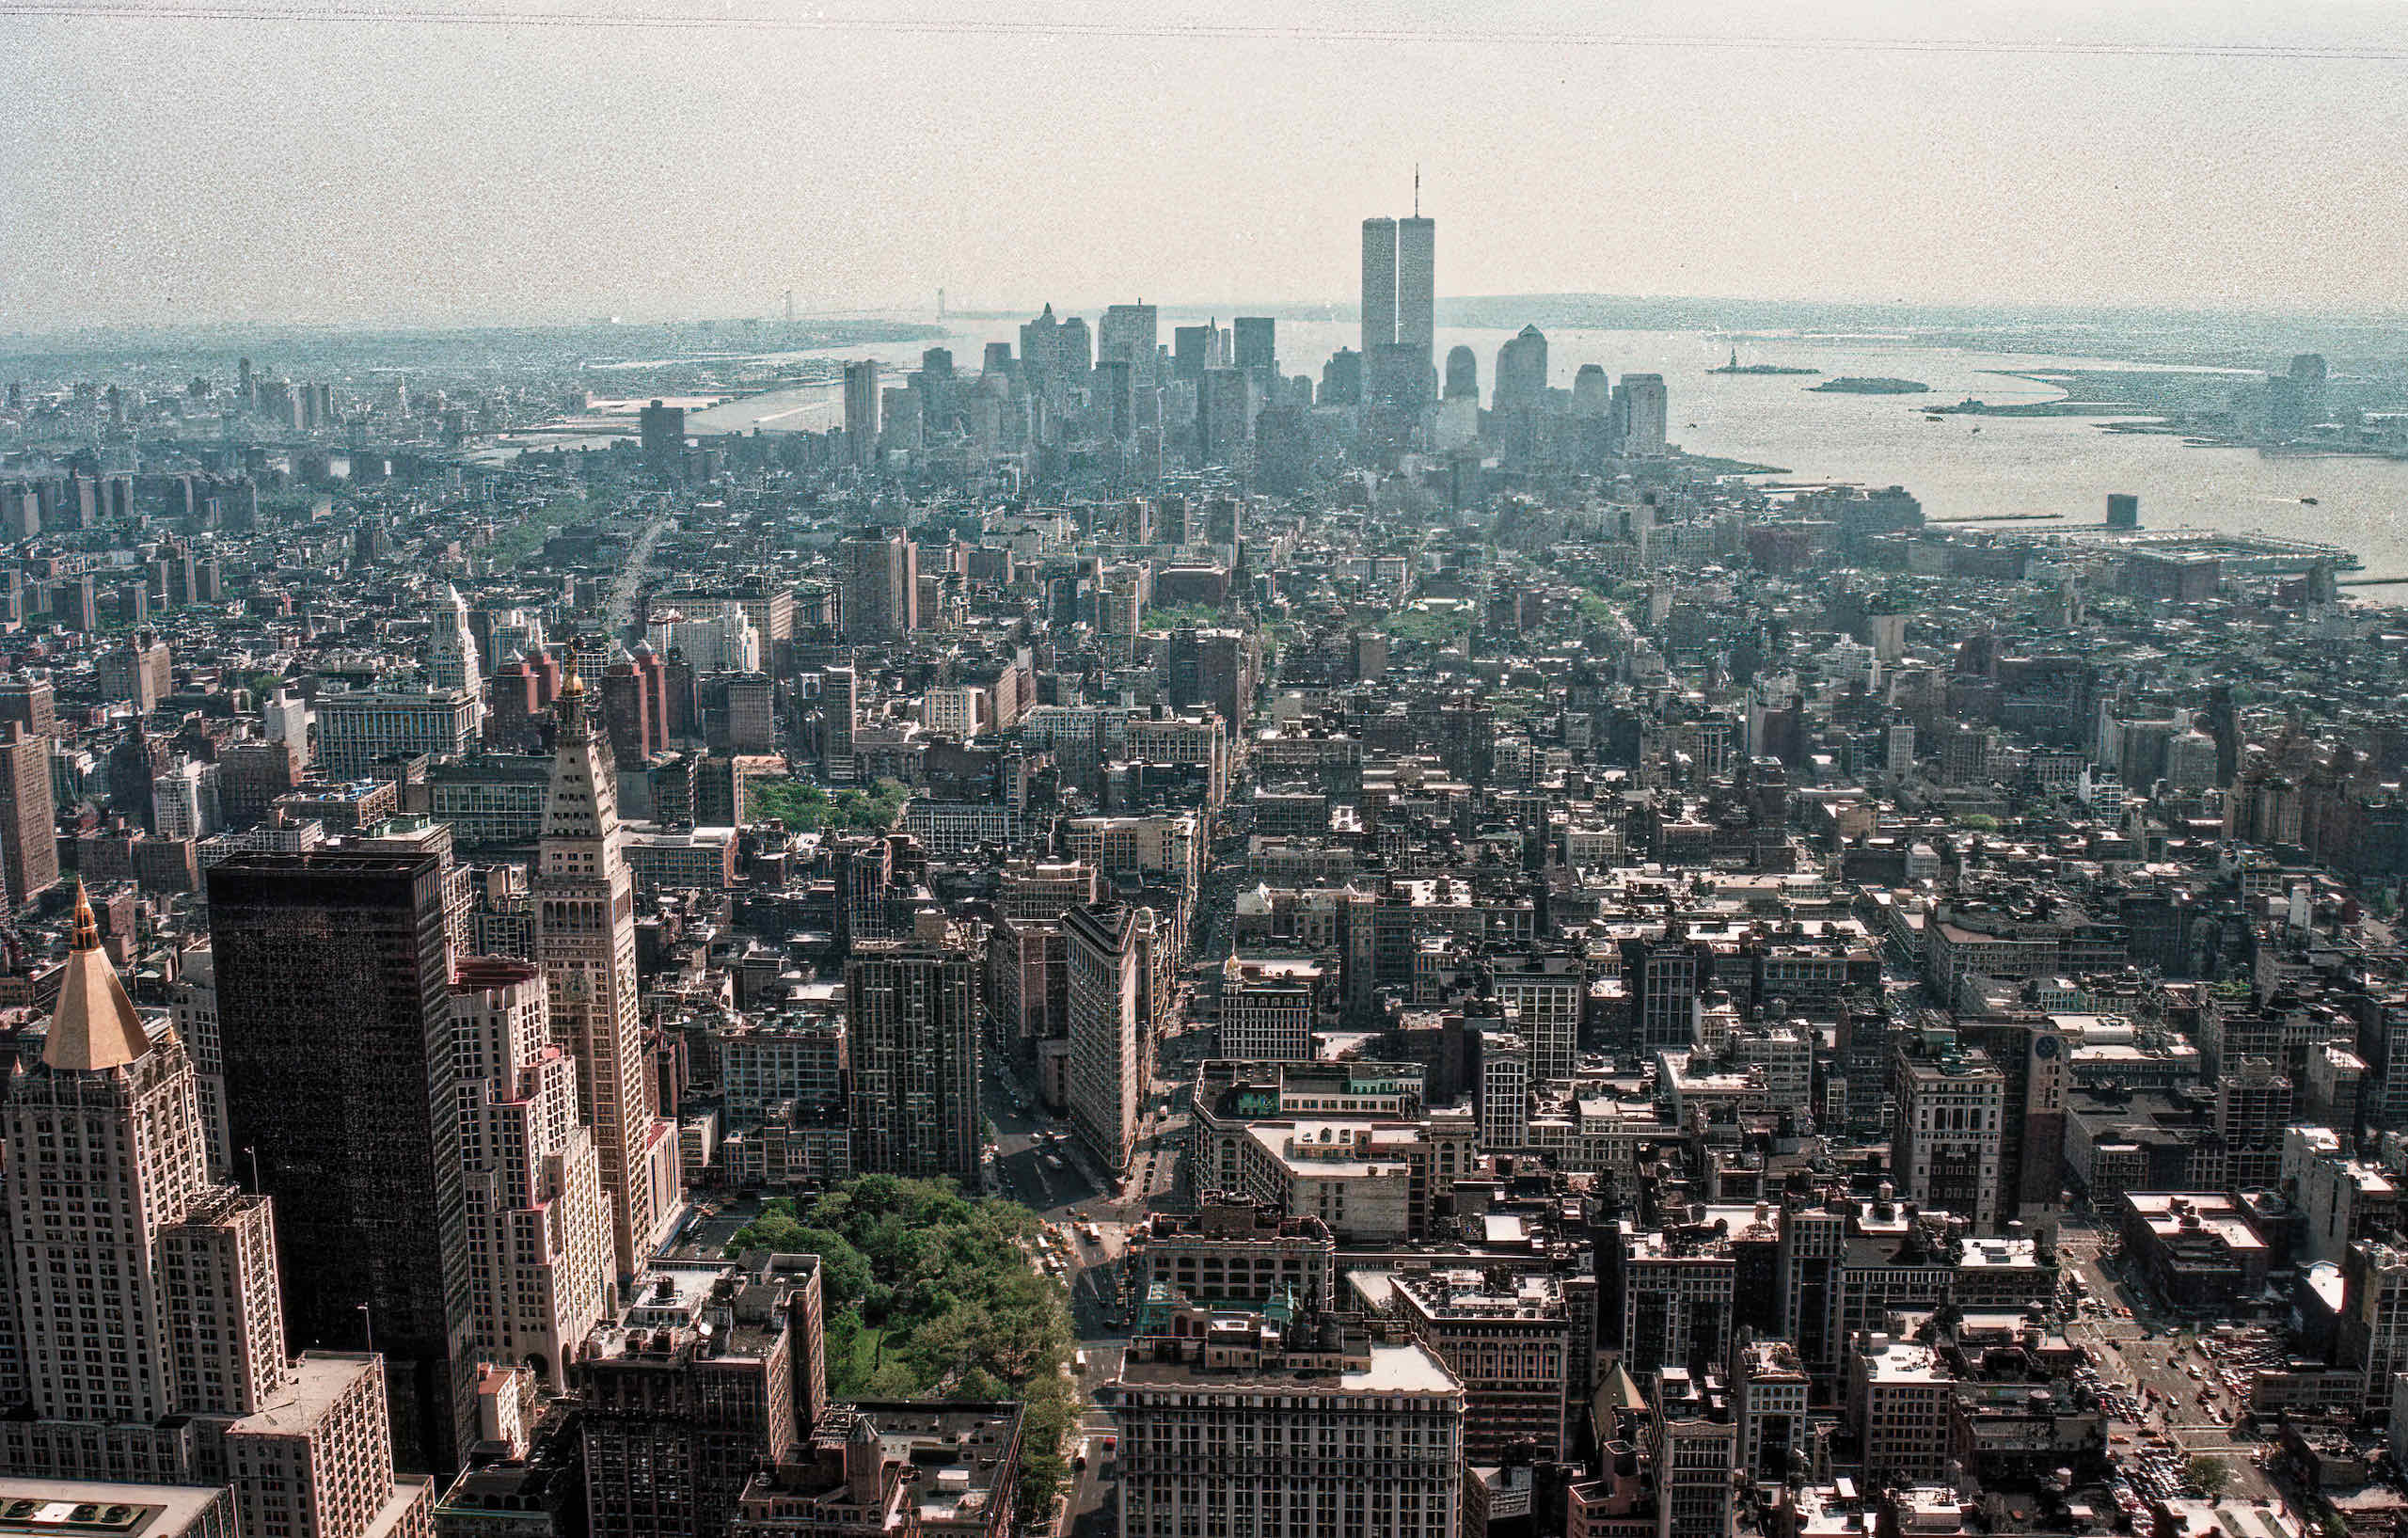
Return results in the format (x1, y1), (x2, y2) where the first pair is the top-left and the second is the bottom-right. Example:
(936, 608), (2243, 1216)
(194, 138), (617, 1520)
(5, 0), (2408, 328)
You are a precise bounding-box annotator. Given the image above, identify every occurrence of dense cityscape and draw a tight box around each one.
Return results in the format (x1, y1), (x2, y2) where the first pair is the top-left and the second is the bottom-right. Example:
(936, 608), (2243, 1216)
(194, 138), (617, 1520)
(11, 135), (2408, 1538)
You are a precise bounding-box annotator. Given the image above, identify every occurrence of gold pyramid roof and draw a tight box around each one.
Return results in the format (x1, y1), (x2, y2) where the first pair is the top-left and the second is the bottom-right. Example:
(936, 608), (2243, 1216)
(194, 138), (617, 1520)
(42, 883), (151, 1072)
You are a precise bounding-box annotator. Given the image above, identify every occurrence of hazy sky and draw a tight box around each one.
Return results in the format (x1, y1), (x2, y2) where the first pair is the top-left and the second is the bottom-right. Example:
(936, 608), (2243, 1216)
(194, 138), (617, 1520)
(4, 0), (2407, 328)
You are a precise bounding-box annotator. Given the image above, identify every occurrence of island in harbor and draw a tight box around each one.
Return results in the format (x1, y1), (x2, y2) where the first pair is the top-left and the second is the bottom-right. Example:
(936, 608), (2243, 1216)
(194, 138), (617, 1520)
(1811, 376), (1931, 394)
(1708, 350), (1819, 375)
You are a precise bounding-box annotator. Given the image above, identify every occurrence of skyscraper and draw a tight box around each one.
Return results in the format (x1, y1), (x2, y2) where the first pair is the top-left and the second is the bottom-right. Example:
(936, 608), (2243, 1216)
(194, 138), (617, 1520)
(450, 958), (612, 1391)
(0, 887), (435, 1536)
(637, 401), (684, 475)
(841, 360), (879, 468)
(426, 584), (483, 737)
(844, 913), (982, 1181)
(1232, 316), (1276, 381)
(1359, 216), (1397, 356)
(1617, 372), (1669, 454)
(821, 663), (857, 783)
(1065, 902), (1151, 1175)
(1443, 345), (1479, 401)
(1397, 214), (1434, 358)
(533, 667), (678, 1280)
(7, 888), (285, 1426)
(209, 849), (478, 1478)
(1493, 325), (1548, 414)
(840, 528), (918, 642)
(0, 721), (56, 908)
(1196, 368), (1259, 467)
(1171, 325), (1213, 388)
(1099, 302), (1160, 386)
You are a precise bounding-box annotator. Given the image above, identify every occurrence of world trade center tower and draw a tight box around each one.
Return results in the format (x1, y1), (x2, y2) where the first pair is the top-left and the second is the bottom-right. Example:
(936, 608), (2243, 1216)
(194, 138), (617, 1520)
(1398, 214), (1434, 357)
(1360, 216), (1397, 355)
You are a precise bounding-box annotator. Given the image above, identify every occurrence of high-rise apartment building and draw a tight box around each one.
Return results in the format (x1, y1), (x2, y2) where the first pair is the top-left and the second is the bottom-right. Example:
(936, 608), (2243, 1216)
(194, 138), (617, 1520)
(1950, 1019), (2071, 1220)
(208, 850), (479, 1477)
(2343, 1238), (2408, 1412)
(1734, 1338), (1811, 1485)
(0, 721), (57, 908)
(1113, 1307), (1464, 1538)
(843, 914), (982, 1181)
(152, 758), (221, 840)
(1624, 933), (1706, 1054)
(2217, 1054), (2294, 1192)
(1165, 627), (1259, 735)
(0, 887), (436, 1538)
(98, 633), (172, 714)
(265, 688), (313, 767)
(168, 939), (234, 1181)
(1605, 1220), (1735, 1387)
(1845, 1334), (1955, 1483)
(533, 669), (678, 1280)
(449, 959), (612, 1392)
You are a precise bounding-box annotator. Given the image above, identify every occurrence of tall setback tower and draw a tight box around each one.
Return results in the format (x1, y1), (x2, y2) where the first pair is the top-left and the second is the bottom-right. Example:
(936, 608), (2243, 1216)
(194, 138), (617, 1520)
(7, 887), (285, 1425)
(534, 664), (678, 1279)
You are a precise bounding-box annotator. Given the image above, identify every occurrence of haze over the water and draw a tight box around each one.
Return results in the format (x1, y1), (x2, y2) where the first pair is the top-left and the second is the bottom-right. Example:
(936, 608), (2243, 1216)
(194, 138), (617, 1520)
(4, 0), (2406, 329)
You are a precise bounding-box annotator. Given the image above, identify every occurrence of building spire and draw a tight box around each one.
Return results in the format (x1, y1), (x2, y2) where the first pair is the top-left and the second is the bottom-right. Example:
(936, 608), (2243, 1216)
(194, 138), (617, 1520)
(42, 880), (151, 1072)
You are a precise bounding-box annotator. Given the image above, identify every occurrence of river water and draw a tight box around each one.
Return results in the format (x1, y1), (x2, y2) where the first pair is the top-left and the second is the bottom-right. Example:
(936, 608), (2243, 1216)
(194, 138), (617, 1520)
(678, 319), (2408, 579)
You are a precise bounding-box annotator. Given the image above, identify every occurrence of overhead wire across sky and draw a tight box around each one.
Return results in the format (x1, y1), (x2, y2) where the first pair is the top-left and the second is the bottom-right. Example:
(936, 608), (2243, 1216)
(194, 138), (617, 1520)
(3, 0), (2408, 61)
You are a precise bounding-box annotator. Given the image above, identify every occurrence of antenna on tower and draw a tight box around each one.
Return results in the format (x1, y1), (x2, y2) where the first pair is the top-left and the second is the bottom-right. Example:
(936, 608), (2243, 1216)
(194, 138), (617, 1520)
(1414, 164), (1420, 217)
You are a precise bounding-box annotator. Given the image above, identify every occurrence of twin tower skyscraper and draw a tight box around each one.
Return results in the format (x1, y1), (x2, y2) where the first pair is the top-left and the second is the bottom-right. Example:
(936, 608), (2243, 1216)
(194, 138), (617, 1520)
(1361, 213), (1435, 358)
(1362, 208), (1435, 407)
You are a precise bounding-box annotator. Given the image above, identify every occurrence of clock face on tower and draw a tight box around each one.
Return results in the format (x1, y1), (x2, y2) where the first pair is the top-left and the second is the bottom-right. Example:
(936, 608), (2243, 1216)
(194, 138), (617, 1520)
(2034, 1035), (2062, 1061)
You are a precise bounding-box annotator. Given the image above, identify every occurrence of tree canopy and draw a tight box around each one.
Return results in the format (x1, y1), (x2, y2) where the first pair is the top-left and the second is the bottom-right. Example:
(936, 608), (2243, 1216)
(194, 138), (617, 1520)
(727, 1176), (1078, 1522)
